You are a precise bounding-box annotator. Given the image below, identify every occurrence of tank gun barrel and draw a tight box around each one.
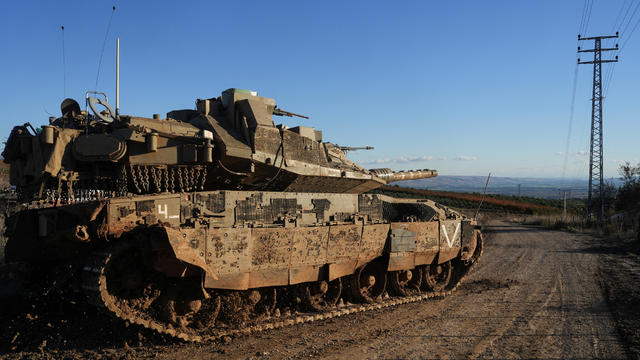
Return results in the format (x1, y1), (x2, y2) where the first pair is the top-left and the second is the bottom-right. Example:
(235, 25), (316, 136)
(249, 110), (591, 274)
(339, 146), (374, 152)
(369, 168), (438, 184)
(273, 107), (309, 119)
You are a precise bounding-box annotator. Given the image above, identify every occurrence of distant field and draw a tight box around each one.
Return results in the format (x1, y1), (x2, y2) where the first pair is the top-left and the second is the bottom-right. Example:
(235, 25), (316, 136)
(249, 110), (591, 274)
(373, 185), (564, 215)
(394, 175), (620, 199)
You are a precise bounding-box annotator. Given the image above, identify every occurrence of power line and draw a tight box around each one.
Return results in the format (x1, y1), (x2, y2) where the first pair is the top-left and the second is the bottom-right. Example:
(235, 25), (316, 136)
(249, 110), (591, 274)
(604, 2), (640, 96)
(603, 60), (618, 96)
(612, 0), (630, 33)
(620, 10), (640, 50)
(583, 0), (595, 34)
(603, 1), (634, 96)
(620, 0), (640, 36)
(564, 0), (593, 189)
(579, 1), (586, 33)
(579, 0), (594, 35)
(570, 108), (591, 183)
(572, 106), (592, 182)
(561, 62), (580, 187)
(615, 0), (637, 34)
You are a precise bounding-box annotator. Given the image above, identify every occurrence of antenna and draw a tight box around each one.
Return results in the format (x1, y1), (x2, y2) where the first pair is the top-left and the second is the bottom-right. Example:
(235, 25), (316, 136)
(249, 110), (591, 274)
(116, 37), (119, 117)
(61, 25), (66, 98)
(95, 6), (116, 91)
(474, 172), (492, 220)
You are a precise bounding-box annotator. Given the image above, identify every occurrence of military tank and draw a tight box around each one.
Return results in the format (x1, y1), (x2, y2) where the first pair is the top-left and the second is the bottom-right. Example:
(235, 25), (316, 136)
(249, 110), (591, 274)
(1, 89), (483, 342)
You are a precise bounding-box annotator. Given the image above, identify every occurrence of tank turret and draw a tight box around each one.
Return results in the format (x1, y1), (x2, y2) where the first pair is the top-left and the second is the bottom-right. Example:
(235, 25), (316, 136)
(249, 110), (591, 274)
(3, 88), (437, 203)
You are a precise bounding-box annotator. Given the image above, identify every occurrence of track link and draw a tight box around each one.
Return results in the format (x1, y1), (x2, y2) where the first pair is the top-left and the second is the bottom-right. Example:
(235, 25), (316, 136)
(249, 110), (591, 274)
(81, 234), (483, 343)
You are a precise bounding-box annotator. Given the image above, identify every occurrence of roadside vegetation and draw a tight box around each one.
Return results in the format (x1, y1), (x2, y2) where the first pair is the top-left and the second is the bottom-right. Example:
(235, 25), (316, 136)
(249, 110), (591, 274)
(372, 185), (563, 215)
(515, 162), (640, 245)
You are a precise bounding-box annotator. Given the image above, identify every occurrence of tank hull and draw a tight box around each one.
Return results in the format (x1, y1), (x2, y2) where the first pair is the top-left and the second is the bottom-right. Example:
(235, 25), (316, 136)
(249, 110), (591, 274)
(4, 190), (482, 342)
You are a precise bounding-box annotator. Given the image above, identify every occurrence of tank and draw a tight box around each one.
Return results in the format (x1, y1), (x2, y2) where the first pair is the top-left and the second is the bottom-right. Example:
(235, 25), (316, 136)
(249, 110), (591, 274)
(1, 89), (483, 342)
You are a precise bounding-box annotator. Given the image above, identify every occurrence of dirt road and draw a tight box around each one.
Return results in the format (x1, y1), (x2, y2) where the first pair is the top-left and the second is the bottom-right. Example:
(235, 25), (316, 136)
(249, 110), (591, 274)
(3, 221), (634, 359)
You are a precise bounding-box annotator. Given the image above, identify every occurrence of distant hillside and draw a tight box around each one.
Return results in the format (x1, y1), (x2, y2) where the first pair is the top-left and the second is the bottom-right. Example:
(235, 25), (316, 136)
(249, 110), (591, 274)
(393, 175), (621, 199)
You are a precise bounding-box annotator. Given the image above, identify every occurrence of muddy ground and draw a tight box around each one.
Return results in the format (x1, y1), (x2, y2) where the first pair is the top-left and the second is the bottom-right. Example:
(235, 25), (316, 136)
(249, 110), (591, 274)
(1, 221), (639, 359)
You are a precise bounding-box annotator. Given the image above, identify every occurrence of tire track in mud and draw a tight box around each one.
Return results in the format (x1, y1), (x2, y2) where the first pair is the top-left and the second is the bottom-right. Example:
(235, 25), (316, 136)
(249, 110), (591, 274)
(492, 268), (564, 359)
(466, 227), (547, 359)
(569, 259), (601, 359)
(467, 224), (624, 360)
(600, 250), (640, 358)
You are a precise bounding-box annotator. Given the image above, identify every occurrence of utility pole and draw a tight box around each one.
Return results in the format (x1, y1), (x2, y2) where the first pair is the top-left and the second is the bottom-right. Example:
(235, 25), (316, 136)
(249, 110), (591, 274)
(558, 188), (572, 221)
(578, 32), (618, 222)
(563, 191), (567, 220)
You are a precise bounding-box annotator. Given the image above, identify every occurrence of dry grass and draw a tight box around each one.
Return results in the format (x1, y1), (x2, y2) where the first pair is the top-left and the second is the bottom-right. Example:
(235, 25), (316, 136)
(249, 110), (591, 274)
(381, 186), (559, 214)
(513, 213), (639, 242)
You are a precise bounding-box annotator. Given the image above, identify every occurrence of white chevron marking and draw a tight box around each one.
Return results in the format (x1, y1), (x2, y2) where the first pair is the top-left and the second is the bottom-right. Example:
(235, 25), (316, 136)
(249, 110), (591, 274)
(441, 223), (460, 248)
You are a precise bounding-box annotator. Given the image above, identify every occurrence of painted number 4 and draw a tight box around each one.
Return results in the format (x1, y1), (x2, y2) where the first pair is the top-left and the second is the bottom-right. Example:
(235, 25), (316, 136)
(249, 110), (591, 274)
(158, 204), (179, 219)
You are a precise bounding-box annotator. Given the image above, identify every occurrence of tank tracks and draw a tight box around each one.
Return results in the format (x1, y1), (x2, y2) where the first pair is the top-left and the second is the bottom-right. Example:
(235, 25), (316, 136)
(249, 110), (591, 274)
(81, 235), (483, 343)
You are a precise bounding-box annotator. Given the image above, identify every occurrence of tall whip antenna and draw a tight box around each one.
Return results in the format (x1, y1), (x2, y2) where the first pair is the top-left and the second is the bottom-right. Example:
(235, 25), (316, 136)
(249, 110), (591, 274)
(116, 37), (119, 117)
(474, 172), (492, 220)
(95, 6), (116, 91)
(61, 25), (66, 98)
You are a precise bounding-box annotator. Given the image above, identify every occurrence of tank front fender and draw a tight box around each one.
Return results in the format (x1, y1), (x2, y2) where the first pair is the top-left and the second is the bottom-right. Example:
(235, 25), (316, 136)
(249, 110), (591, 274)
(460, 221), (480, 262)
(154, 225), (218, 280)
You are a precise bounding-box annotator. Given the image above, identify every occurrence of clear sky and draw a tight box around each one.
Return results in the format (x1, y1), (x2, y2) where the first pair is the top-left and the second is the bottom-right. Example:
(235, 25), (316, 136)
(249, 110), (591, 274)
(1, 1), (638, 179)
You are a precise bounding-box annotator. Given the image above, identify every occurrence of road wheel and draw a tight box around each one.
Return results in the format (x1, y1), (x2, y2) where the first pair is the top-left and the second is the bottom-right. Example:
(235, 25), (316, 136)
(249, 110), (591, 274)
(248, 288), (277, 317)
(422, 260), (452, 292)
(350, 261), (387, 303)
(389, 268), (422, 296)
(301, 278), (342, 311)
(192, 294), (221, 329)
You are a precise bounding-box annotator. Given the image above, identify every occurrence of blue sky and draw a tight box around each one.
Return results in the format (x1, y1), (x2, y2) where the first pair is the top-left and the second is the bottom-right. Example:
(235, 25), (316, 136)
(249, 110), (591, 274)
(1, 1), (639, 179)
